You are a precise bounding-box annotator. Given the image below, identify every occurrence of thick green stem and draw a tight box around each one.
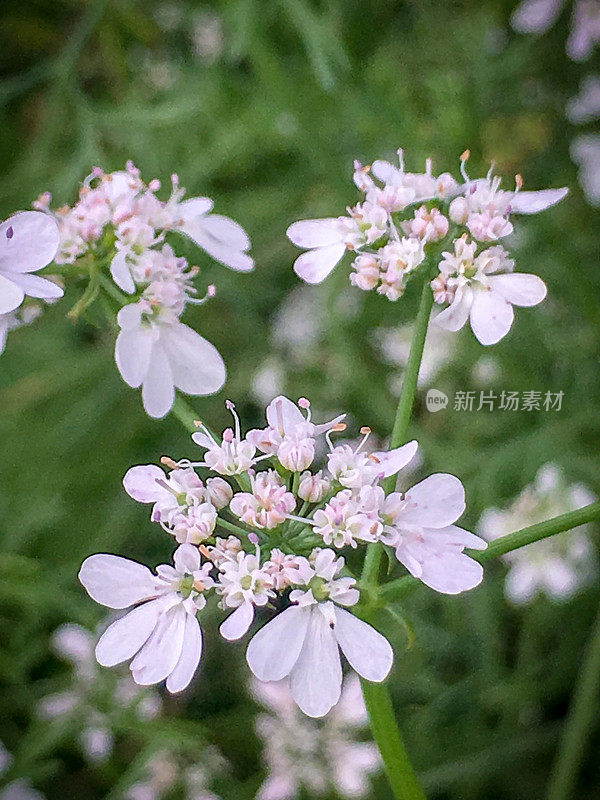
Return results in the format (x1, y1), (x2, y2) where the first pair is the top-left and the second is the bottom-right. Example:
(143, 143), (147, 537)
(361, 680), (427, 800)
(380, 502), (600, 604)
(547, 596), (600, 800)
(359, 280), (433, 800)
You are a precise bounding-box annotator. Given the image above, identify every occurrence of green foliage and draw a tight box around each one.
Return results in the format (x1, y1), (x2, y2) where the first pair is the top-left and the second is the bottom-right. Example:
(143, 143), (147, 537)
(1, 0), (599, 798)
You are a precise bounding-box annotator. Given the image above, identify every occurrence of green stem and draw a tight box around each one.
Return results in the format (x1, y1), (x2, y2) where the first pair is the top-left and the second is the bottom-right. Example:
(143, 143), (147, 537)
(359, 280), (433, 800)
(547, 597), (600, 800)
(171, 396), (201, 433)
(361, 680), (427, 800)
(380, 502), (600, 604)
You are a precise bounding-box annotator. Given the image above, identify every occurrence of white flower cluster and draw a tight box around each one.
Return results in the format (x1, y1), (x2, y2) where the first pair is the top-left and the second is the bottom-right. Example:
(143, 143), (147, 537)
(79, 395), (487, 717)
(479, 464), (597, 604)
(253, 675), (380, 800)
(37, 624), (162, 764)
(287, 149), (568, 345)
(34, 162), (254, 417)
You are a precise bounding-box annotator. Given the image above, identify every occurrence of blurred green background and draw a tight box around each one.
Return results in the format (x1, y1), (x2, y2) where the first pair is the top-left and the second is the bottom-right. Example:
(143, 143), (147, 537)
(1, 0), (599, 798)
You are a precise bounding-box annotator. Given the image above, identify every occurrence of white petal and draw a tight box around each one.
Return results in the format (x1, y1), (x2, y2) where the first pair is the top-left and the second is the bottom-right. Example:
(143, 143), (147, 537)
(199, 213), (251, 251)
(117, 302), (143, 330)
(110, 251), (136, 294)
(293, 244), (346, 284)
(123, 464), (166, 503)
(173, 543), (201, 574)
(265, 395), (305, 433)
(402, 474), (466, 528)
(286, 218), (344, 248)
(0, 274), (25, 314)
(78, 554), (158, 609)
(95, 599), (164, 666)
(333, 607), (393, 683)
(511, 0), (563, 34)
(141, 341), (175, 418)
(371, 160), (403, 184)
(165, 613), (203, 693)
(181, 215), (253, 271)
(177, 196), (214, 221)
(435, 524), (488, 551)
(419, 551), (484, 594)
(0, 211), (59, 273)
(159, 322), (226, 397)
(246, 605), (310, 682)
(488, 273), (547, 307)
(220, 602), (255, 641)
(289, 606), (342, 717)
(130, 604), (186, 685)
(372, 440), (418, 478)
(434, 286), (473, 332)
(469, 289), (514, 345)
(4, 271), (63, 301)
(509, 187), (568, 214)
(115, 327), (154, 388)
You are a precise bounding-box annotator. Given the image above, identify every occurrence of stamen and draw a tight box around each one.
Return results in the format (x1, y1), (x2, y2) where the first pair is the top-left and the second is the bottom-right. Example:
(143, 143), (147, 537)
(396, 148), (405, 172)
(285, 513), (318, 526)
(225, 400), (241, 440)
(248, 532), (260, 545)
(325, 422), (347, 452)
(425, 157), (432, 176)
(298, 397), (311, 421)
(355, 426), (372, 454)
(186, 284), (216, 306)
(460, 150), (471, 184)
(515, 173), (523, 192)
(160, 456), (180, 469)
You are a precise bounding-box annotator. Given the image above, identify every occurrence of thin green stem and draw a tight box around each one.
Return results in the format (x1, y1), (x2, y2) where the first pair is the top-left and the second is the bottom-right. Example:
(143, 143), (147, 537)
(171, 396), (201, 433)
(358, 279), (433, 800)
(380, 502), (600, 604)
(547, 597), (600, 800)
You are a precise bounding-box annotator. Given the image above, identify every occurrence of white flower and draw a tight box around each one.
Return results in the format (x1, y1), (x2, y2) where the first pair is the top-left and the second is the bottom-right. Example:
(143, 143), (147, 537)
(217, 551), (275, 640)
(312, 489), (381, 549)
(326, 437), (418, 490)
(230, 470), (296, 529)
(123, 464), (207, 526)
(246, 549), (393, 717)
(380, 474), (487, 594)
(192, 401), (257, 475)
(369, 151), (459, 203)
(479, 463), (597, 603)
(0, 211), (61, 314)
(78, 544), (214, 692)
(571, 134), (600, 206)
(247, 395), (345, 471)
(115, 300), (225, 418)
(253, 674), (380, 800)
(401, 205), (449, 242)
(298, 470), (331, 503)
(432, 238), (547, 345)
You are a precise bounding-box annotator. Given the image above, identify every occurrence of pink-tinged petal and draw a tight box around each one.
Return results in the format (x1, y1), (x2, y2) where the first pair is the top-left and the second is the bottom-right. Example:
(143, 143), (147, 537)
(159, 322), (226, 397)
(333, 607), (393, 682)
(371, 160), (403, 184)
(509, 187), (568, 213)
(177, 196), (214, 221)
(402, 474), (466, 528)
(286, 218), (343, 248)
(372, 440), (418, 479)
(0, 274), (25, 314)
(95, 598), (164, 666)
(469, 289), (514, 346)
(78, 554), (158, 609)
(419, 551), (484, 594)
(0, 211), (59, 273)
(198, 213), (250, 251)
(510, 0), (563, 33)
(141, 341), (175, 419)
(115, 327), (154, 389)
(165, 613), (203, 693)
(173, 543), (201, 574)
(110, 251), (136, 294)
(293, 244), (346, 284)
(117, 302), (143, 330)
(220, 602), (255, 641)
(488, 273), (547, 307)
(289, 606), (342, 717)
(123, 465), (167, 503)
(180, 214), (253, 271)
(246, 605), (310, 682)
(130, 604), (186, 685)
(4, 272), (63, 301)
(434, 524), (488, 551)
(434, 286), (473, 332)
(265, 395), (305, 433)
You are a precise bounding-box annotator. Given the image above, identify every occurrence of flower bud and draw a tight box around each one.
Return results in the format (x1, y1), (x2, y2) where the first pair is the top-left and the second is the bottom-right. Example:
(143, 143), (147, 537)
(298, 470), (331, 503)
(350, 254), (380, 291)
(277, 436), (315, 472)
(449, 196), (469, 225)
(205, 477), (234, 509)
